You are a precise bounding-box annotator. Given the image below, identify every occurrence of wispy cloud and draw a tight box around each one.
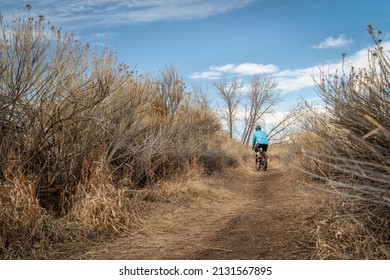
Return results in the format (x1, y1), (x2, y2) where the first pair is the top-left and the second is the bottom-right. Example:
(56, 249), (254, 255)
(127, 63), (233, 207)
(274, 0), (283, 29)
(276, 41), (390, 92)
(212, 63), (279, 75)
(190, 71), (223, 80)
(312, 34), (353, 49)
(190, 63), (279, 80)
(274, 68), (318, 93)
(3, 0), (256, 28)
(192, 41), (390, 93)
(274, 46), (374, 92)
(190, 62), (317, 91)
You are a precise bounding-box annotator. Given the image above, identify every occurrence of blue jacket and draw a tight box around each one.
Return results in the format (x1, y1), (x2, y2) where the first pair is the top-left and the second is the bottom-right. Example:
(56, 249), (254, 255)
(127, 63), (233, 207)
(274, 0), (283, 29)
(252, 129), (269, 146)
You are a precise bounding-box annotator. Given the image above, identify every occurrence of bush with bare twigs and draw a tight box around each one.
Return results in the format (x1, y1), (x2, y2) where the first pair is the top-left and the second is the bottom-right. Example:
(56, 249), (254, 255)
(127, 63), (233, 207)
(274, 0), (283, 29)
(293, 26), (390, 259)
(0, 11), (229, 259)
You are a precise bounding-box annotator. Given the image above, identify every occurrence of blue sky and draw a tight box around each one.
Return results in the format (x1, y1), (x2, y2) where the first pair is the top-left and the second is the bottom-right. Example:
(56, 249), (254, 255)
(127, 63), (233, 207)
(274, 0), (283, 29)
(1, 0), (390, 126)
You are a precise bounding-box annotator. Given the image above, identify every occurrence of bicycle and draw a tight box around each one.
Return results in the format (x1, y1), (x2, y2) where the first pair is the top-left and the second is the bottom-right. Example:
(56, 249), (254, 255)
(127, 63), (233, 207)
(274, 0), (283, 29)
(255, 147), (267, 171)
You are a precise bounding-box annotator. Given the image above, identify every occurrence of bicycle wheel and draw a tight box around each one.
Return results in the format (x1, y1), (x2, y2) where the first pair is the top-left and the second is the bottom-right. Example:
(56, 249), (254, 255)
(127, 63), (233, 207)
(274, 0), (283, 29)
(255, 153), (261, 171)
(262, 153), (267, 171)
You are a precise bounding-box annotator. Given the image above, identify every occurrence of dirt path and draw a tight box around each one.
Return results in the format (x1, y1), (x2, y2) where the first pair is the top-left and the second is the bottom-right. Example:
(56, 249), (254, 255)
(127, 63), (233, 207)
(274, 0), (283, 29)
(72, 160), (321, 260)
(190, 165), (317, 260)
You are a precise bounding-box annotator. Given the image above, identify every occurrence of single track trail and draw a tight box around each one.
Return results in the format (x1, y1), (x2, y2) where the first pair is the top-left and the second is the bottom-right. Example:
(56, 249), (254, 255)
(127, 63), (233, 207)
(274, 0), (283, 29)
(70, 160), (323, 260)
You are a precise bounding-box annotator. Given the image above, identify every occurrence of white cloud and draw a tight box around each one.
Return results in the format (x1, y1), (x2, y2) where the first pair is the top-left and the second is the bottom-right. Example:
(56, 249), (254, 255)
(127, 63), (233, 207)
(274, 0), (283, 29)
(312, 41), (390, 76)
(273, 46), (372, 93)
(191, 62), (320, 92)
(273, 41), (390, 92)
(192, 41), (390, 93)
(312, 34), (353, 49)
(274, 68), (318, 93)
(189, 71), (222, 80)
(212, 63), (279, 75)
(190, 63), (279, 80)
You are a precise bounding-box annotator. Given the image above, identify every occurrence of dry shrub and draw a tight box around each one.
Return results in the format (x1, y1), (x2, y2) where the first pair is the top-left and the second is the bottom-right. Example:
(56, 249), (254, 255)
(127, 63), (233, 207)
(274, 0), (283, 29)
(135, 161), (222, 208)
(99, 65), (223, 186)
(0, 10), (240, 259)
(198, 132), (244, 174)
(66, 156), (142, 234)
(200, 150), (239, 174)
(292, 120), (336, 179)
(307, 198), (390, 259)
(294, 26), (390, 259)
(0, 160), (60, 259)
(267, 143), (292, 163)
(0, 12), (128, 215)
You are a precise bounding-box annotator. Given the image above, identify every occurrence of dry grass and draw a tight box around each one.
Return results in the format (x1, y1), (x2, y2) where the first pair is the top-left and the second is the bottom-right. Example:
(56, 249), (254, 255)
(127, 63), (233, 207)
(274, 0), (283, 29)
(267, 143), (292, 163)
(65, 155), (143, 234)
(0, 11), (250, 259)
(61, 156), (248, 260)
(293, 26), (390, 259)
(48, 159), (236, 259)
(304, 193), (390, 259)
(0, 160), (60, 259)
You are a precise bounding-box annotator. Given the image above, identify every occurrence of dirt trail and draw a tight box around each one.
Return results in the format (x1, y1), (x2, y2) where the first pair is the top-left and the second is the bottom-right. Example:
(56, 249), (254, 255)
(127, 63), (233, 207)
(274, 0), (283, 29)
(73, 161), (321, 260)
(190, 165), (317, 260)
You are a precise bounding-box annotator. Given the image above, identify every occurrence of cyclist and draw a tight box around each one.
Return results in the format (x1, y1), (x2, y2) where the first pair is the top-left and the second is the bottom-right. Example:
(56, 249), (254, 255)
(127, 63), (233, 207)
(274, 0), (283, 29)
(252, 125), (269, 153)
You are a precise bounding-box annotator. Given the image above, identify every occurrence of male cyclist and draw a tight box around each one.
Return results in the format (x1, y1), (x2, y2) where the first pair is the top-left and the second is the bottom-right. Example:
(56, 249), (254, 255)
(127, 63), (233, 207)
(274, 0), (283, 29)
(252, 125), (269, 153)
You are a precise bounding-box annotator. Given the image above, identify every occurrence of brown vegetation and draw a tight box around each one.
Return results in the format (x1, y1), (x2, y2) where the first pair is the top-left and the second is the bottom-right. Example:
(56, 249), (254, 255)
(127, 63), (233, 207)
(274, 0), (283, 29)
(1, 10), (389, 261)
(293, 26), (390, 259)
(0, 12), (234, 259)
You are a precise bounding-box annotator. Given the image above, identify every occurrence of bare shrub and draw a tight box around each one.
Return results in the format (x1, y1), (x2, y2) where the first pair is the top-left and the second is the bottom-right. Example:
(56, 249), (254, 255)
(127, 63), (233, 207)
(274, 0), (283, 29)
(300, 28), (390, 207)
(0, 11), (234, 259)
(0, 13), (128, 214)
(294, 26), (390, 259)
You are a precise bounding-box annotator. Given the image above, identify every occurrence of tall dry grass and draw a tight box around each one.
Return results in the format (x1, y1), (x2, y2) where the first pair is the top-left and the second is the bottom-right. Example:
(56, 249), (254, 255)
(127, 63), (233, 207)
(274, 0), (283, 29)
(293, 26), (390, 259)
(0, 159), (60, 259)
(0, 11), (238, 259)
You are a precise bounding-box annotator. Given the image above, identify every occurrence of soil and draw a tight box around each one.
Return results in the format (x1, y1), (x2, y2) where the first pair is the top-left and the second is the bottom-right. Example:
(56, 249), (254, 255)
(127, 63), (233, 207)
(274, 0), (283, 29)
(70, 160), (325, 260)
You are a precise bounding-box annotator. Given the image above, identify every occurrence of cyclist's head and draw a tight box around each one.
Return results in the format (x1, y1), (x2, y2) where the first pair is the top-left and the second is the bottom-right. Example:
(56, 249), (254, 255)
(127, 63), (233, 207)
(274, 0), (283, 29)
(255, 125), (261, 131)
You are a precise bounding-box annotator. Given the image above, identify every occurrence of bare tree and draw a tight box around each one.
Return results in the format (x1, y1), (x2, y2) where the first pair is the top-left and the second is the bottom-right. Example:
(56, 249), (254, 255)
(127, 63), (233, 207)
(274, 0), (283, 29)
(214, 76), (242, 139)
(192, 82), (210, 109)
(241, 75), (280, 145)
